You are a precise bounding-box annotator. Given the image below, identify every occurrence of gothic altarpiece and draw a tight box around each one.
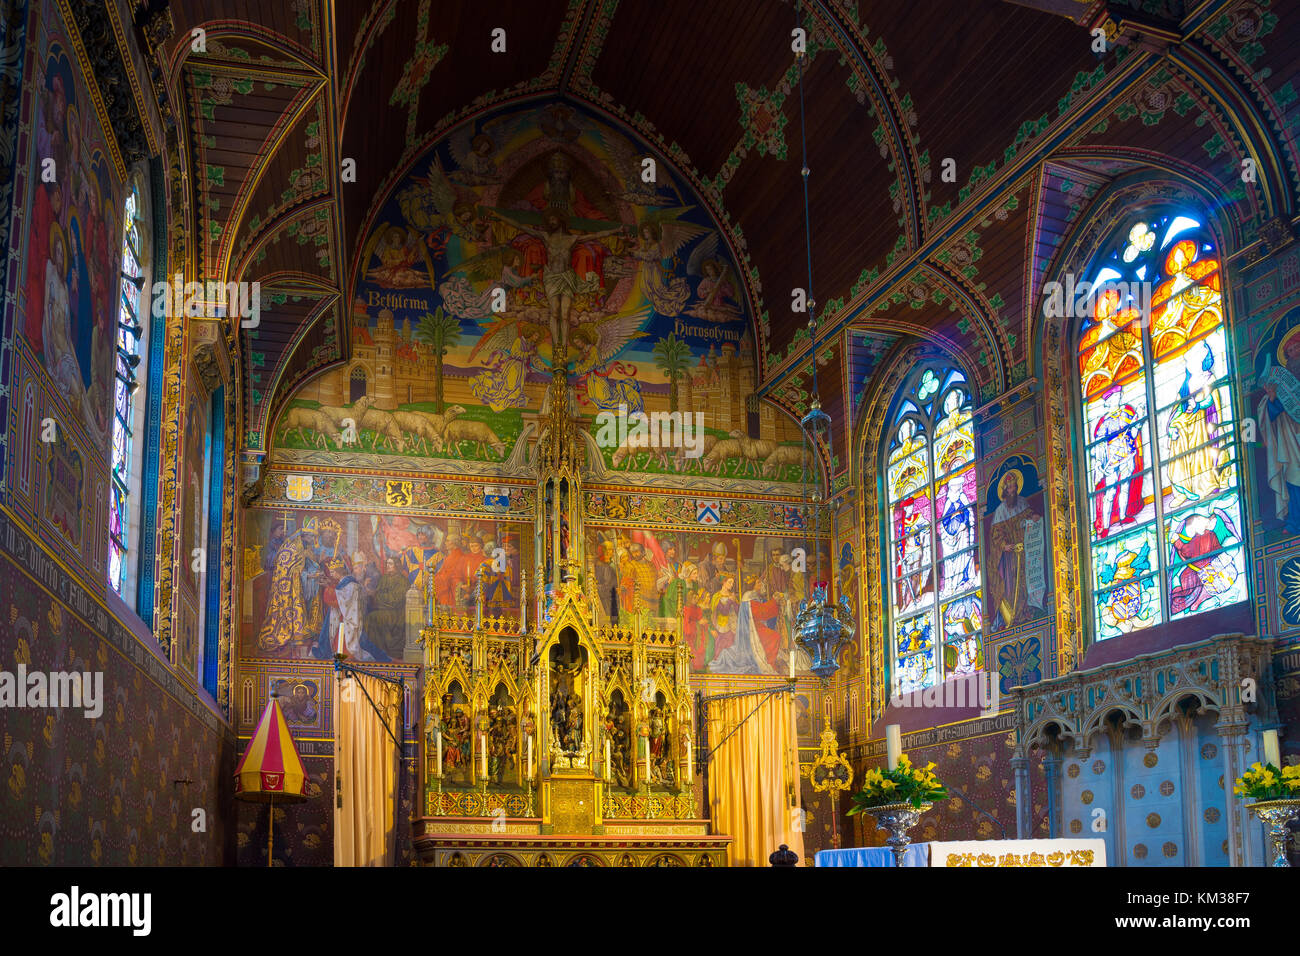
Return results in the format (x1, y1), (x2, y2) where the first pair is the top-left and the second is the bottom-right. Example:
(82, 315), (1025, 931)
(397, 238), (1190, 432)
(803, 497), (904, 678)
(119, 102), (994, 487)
(413, 372), (731, 866)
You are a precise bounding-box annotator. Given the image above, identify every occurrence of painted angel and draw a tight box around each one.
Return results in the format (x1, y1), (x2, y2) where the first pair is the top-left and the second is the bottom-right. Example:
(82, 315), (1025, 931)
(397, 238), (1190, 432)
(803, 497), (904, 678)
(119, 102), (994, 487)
(397, 158), (490, 256)
(591, 127), (670, 206)
(571, 309), (651, 413)
(468, 309), (549, 412)
(438, 244), (535, 319)
(684, 233), (741, 323)
(627, 208), (708, 317)
(446, 117), (519, 187)
(362, 224), (431, 288)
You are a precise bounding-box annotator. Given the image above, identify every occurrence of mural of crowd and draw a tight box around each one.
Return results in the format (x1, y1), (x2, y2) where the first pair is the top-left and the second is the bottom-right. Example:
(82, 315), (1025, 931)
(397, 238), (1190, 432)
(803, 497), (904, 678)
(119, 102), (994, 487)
(244, 510), (528, 661)
(587, 527), (831, 676)
(20, 40), (120, 445)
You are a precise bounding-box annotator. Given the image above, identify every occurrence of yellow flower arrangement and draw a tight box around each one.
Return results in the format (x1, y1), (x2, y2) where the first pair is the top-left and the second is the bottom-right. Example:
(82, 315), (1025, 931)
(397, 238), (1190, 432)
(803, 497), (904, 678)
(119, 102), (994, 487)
(847, 751), (947, 813)
(1232, 761), (1300, 801)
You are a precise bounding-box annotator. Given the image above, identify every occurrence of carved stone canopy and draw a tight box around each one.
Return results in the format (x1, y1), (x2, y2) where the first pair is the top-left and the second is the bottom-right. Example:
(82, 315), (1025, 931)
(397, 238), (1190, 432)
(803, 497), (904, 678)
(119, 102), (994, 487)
(190, 320), (233, 393)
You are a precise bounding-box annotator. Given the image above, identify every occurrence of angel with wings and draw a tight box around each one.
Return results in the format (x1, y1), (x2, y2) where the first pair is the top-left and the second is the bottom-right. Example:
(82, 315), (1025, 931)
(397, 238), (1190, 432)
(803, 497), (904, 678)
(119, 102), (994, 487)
(397, 158), (490, 258)
(571, 309), (651, 413)
(362, 224), (432, 288)
(591, 127), (671, 206)
(438, 244), (535, 319)
(468, 317), (546, 413)
(684, 233), (741, 324)
(447, 116), (522, 187)
(628, 209), (708, 317)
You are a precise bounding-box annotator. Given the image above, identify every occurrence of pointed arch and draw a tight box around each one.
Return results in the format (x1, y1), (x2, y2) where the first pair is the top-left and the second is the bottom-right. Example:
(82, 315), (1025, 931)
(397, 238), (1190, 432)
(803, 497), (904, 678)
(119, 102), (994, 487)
(852, 337), (981, 723)
(1039, 178), (1250, 668)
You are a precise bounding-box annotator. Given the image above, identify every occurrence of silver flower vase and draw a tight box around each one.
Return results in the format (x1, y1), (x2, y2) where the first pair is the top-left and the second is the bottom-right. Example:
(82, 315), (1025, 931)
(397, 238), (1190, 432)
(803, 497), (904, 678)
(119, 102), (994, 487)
(1246, 799), (1300, 867)
(868, 801), (932, 867)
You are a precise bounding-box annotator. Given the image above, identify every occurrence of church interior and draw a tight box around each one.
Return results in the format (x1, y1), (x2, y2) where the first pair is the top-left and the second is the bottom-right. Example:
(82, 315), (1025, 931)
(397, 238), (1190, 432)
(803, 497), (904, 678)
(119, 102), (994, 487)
(3, 0), (1300, 874)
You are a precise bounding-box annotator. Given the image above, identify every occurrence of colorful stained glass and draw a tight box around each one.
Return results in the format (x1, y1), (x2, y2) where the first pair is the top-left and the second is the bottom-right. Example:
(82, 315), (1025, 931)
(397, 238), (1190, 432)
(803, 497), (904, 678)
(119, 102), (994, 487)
(108, 180), (145, 596)
(897, 646), (935, 695)
(1077, 213), (1246, 640)
(884, 366), (982, 695)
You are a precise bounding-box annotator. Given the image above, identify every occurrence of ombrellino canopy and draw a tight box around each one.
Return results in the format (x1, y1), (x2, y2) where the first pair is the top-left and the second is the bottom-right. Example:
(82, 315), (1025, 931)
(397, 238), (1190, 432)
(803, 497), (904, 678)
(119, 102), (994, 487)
(234, 695), (309, 801)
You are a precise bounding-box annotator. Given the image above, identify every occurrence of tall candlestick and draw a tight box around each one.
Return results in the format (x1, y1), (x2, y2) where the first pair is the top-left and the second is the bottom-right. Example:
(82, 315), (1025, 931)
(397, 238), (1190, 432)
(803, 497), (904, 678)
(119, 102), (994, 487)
(886, 724), (902, 770)
(1263, 729), (1282, 767)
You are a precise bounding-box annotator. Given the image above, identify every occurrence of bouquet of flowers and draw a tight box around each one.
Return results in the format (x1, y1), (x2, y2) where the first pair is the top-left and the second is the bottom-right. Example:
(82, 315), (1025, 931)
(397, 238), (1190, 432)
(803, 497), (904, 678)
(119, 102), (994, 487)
(847, 753), (947, 813)
(1232, 762), (1300, 801)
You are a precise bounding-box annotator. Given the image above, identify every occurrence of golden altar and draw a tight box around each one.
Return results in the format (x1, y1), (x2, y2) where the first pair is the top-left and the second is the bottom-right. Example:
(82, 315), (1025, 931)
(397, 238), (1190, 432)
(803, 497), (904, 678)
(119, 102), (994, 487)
(411, 371), (731, 866)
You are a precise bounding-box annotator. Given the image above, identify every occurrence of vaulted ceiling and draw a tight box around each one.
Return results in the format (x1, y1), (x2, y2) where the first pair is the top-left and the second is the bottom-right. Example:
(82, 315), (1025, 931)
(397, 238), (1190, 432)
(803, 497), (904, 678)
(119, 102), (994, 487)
(130, 0), (1300, 468)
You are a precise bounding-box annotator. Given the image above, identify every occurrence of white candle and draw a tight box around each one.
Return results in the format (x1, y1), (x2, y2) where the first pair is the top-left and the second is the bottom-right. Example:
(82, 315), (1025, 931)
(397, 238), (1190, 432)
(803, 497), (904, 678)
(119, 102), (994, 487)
(886, 724), (902, 770)
(435, 729), (442, 777)
(1263, 729), (1282, 767)
(788, 645), (796, 679)
(480, 733), (487, 777)
(686, 739), (693, 781)
(605, 739), (612, 781)
(527, 737), (533, 780)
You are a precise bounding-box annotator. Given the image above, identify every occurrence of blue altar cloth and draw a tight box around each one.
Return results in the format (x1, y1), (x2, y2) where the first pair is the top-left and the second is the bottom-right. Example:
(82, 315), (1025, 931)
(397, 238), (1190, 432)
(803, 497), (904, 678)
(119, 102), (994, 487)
(814, 844), (930, 867)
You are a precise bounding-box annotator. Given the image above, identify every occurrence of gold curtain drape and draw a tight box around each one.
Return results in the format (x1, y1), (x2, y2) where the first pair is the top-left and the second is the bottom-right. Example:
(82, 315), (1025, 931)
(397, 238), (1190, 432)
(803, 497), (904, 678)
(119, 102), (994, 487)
(334, 672), (400, 867)
(706, 691), (804, 866)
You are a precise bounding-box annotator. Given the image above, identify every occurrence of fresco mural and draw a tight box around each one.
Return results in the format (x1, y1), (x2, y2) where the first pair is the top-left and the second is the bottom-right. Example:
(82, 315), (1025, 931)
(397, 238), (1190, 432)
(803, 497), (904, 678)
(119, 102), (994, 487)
(586, 526), (829, 675)
(281, 101), (801, 478)
(983, 453), (1048, 635)
(1252, 305), (1300, 539)
(18, 37), (119, 447)
(241, 508), (531, 661)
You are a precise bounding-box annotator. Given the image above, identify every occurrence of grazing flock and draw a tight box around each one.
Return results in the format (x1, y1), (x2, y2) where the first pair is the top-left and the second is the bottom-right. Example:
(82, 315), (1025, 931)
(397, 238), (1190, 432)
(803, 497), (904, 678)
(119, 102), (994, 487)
(607, 429), (804, 478)
(278, 397), (507, 459)
(280, 400), (800, 477)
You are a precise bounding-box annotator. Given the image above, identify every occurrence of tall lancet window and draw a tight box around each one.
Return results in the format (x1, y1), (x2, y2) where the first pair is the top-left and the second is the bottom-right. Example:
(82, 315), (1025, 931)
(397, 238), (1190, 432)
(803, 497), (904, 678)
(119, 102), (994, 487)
(1076, 212), (1246, 640)
(109, 176), (146, 596)
(884, 364), (982, 695)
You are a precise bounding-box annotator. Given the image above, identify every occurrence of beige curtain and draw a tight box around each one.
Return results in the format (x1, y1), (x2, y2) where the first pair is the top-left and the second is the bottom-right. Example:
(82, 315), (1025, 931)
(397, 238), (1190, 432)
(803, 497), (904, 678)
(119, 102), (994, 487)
(706, 691), (805, 866)
(334, 672), (400, 867)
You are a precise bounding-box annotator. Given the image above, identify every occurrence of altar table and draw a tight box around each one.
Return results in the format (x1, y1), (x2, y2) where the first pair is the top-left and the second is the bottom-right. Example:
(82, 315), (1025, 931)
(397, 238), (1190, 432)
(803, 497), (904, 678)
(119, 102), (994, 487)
(813, 844), (929, 867)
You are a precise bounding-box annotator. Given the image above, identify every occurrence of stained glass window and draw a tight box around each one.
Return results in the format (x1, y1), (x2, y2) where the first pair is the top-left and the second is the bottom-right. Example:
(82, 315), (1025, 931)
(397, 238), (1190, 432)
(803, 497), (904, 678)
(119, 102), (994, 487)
(1077, 213), (1246, 640)
(109, 179), (145, 595)
(884, 365), (982, 695)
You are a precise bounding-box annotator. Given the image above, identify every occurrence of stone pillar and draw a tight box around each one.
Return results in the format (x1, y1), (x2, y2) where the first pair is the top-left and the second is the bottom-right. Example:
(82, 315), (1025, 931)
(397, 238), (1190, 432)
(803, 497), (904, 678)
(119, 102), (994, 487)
(1218, 721), (1249, 867)
(1011, 755), (1032, 839)
(1043, 752), (1062, 839)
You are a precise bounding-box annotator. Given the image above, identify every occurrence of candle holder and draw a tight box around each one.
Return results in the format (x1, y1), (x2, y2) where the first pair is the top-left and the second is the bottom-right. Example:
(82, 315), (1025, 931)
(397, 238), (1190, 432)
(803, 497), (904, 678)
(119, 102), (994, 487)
(1246, 799), (1300, 867)
(865, 801), (932, 868)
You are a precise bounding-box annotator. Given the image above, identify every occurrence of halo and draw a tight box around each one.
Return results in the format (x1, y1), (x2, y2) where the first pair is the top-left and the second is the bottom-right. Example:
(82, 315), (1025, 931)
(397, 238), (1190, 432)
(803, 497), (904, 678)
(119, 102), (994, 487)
(1276, 325), (1300, 365)
(48, 223), (68, 276)
(998, 468), (1024, 499)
